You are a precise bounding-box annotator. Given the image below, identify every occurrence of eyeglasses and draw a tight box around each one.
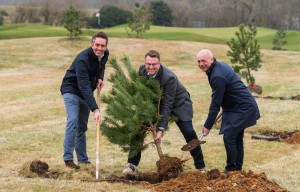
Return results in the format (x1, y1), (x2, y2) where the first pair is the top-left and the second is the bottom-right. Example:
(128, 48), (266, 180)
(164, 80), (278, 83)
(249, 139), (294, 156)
(145, 62), (160, 67)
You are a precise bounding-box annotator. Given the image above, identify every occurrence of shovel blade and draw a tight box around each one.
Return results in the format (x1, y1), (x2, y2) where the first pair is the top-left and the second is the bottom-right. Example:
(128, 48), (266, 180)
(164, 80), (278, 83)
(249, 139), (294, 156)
(181, 139), (206, 151)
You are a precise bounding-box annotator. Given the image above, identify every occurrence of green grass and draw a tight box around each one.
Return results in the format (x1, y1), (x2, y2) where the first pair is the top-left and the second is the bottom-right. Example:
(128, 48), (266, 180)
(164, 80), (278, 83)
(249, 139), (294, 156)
(1, 23), (300, 51)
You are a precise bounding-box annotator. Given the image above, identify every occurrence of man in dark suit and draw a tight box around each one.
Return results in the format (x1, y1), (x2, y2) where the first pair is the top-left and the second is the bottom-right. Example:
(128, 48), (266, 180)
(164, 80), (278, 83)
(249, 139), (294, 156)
(122, 50), (206, 174)
(197, 49), (260, 171)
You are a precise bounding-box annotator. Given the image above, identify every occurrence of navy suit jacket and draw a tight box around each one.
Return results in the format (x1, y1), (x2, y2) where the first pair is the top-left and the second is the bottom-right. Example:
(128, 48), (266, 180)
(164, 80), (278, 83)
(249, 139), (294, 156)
(139, 64), (193, 129)
(204, 60), (260, 134)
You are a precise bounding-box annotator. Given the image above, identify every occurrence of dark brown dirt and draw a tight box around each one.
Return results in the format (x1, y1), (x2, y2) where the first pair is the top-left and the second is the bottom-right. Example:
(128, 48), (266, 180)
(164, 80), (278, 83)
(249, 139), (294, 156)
(147, 170), (288, 192)
(260, 130), (300, 144)
(156, 156), (185, 179)
(21, 160), (289, 192)
(20, 160), (62, 179)
(248, 84), (262, 95)
(181, 139), (206, 151)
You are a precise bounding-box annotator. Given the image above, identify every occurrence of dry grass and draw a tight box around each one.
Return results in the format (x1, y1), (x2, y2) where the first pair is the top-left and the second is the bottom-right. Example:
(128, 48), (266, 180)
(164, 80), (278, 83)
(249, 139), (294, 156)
(0, 37), (299, 192)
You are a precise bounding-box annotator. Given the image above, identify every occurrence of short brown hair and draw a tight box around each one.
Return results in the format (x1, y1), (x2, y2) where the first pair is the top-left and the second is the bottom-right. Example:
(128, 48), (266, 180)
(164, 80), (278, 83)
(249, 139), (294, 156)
(145, 50), (160, 61)
(91, 32), (108, 45)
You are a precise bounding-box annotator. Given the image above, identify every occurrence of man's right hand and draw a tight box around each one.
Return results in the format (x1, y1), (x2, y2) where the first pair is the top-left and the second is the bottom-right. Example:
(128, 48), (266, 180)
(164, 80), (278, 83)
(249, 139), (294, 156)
(202, 127), (210, 136)
(154, 130), (163, 143)
(93, 108), (101, 125)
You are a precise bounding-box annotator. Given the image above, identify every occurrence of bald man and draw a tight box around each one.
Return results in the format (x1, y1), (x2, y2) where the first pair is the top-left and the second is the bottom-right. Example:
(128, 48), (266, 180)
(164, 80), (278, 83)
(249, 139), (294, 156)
(196, 49), (260, 171)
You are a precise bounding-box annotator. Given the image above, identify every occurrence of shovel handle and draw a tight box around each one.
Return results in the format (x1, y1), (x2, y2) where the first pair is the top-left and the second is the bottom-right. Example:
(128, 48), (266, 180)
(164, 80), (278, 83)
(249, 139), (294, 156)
(96, 89), (101, 179)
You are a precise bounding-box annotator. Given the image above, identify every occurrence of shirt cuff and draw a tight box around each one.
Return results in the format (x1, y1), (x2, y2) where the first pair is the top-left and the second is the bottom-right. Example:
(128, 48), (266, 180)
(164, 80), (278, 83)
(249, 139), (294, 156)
(157, 127), (165, 131)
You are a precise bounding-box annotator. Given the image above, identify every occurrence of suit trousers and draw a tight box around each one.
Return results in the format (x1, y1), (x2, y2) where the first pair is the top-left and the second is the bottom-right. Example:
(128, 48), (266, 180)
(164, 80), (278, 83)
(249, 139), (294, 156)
(128, 120), (205, 169)
(223, 129), (245, 171)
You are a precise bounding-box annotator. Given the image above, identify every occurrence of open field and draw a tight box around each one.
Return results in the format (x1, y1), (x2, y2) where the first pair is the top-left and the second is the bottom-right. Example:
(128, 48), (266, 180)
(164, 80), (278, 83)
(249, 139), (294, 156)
(0, 36), (299, 191)
(1, 24), (300, 51)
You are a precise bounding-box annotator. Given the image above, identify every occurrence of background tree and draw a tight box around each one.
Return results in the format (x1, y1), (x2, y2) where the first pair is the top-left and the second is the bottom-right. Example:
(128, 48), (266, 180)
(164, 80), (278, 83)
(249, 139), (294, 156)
(148, 0), (173, 26)
(101, 56), (163, 158)
(61, 5), (82, 39)
(99, 5), (132, 28)
(0, 10), (8, 25)
(227, 24), (262, 85)
(127, 3), (150, 38)
(272, 30), (287, 50)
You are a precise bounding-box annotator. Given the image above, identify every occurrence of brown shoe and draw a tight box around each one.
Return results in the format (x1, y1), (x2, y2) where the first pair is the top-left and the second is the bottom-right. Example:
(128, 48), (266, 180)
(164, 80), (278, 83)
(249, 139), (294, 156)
(65, 160), (80, 169)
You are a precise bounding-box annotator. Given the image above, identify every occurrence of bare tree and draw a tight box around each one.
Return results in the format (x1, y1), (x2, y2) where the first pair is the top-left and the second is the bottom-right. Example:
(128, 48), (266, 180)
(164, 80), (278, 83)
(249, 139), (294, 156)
(164, 0), (193, 27)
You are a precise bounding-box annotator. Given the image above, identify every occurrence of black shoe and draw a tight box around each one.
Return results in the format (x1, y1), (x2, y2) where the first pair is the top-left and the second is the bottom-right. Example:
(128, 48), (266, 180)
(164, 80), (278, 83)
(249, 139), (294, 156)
(65, 160), (80, 169)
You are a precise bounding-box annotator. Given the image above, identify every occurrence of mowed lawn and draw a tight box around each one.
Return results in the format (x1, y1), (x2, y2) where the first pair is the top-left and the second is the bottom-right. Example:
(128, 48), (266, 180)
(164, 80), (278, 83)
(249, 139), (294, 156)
(0, 36), (299, 192)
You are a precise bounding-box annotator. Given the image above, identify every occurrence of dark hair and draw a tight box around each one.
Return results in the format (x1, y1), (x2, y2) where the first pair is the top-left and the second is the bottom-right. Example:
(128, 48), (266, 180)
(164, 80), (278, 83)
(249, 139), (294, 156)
(91, 32), (108, 45)
(145, 50), (160, 61)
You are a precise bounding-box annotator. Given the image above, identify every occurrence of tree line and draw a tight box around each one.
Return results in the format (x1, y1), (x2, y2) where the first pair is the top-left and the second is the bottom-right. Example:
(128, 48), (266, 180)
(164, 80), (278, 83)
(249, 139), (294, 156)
(0, 0), (299, 30)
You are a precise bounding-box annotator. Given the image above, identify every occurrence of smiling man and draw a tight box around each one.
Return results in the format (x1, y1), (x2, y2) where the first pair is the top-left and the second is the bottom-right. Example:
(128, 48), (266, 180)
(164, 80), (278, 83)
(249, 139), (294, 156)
(122, 50), (207, 174)
(60, 32), (109, 169)
(196, 49), (260, 172)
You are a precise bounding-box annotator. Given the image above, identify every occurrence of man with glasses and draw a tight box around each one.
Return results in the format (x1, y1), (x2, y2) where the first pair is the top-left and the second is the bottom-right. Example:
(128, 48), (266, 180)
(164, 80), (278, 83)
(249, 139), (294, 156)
(122, 50), (206, 174)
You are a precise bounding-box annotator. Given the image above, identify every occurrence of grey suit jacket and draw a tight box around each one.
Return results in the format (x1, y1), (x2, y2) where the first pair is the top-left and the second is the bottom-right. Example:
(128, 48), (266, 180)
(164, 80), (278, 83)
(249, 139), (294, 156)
(139, 64), (193, 129)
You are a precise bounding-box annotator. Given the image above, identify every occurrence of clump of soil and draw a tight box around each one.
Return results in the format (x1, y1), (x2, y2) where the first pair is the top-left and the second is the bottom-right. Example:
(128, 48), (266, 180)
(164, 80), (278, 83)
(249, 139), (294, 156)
(248, 84), (262, 95)
(156, 156), (184, 178)
(19, 160), (62, 179)
(148, 170), (288, 192)
(260, 130), (300, 144)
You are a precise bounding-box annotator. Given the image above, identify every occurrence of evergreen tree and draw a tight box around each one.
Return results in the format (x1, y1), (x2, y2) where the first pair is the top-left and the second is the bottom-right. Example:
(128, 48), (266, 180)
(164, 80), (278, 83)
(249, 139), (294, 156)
(101, 56), (164, 158)
(127, 3), (150, 38)
(149, 0), (173, 26)
(272, 30), (287, 50)
(61, 5), (82, 39)
(227, 24), (262, 84)
(100, 5), (132, 28)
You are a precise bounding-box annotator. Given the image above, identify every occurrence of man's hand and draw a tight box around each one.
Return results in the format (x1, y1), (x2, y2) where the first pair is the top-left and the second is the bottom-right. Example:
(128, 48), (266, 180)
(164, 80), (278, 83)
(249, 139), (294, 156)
(202, 127), (210, 136)
(93, 108), (101, 125)
(97, 79), (104, 91)
(154, 130), (163, 143)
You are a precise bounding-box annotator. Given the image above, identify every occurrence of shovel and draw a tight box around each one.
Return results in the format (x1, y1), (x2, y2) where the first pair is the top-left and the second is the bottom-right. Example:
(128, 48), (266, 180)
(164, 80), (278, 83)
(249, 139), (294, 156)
(181, 134), (206, 151)
(96, 89), (101, 180)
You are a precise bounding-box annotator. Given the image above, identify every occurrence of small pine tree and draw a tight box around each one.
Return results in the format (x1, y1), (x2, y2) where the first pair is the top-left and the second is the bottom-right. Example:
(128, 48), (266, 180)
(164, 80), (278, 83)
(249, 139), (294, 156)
(126, 3), (150, 38)
(61, 5), (82, 39)
(272, 30), (287, 50)
(227, 24), (262, 84)
(101, 56), (164, 158)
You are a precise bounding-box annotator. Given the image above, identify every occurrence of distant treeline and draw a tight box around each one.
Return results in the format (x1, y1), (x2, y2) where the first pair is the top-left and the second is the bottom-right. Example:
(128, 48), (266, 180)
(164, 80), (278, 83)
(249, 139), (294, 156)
(0, 0), (299, 30)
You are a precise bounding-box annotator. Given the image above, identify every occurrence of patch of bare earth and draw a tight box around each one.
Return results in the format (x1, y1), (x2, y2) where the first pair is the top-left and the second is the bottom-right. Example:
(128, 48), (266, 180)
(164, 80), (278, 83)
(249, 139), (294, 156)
(20, 160), (288, 192)
(147, 169), (288, 192)
(260, 130), (300, 144)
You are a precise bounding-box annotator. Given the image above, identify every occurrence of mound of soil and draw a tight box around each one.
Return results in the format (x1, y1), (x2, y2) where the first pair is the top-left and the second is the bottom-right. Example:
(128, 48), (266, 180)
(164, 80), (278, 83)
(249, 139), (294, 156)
(19, 160), (62, 179)
(148, 169), (288, 192)
(259, 130), (300, 144)
(156, 156), (184, 178)
(248, 84), (262, 95)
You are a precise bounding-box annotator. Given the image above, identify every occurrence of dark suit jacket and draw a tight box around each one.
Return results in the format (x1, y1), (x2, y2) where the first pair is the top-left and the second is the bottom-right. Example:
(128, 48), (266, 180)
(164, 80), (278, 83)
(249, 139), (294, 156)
(139, 64), (193, 129)
(204, 60), (260, 135)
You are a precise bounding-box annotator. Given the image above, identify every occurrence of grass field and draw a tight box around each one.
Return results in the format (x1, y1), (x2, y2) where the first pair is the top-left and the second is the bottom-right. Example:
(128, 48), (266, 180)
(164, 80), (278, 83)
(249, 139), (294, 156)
(1, 23), (300, 51)
(0, 30), (299, 191)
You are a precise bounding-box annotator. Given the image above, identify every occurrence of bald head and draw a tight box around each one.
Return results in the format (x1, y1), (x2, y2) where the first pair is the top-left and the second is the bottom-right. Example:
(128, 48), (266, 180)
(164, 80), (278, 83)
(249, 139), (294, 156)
(197, 49), (213, 59)
(196, 49), (214, 72)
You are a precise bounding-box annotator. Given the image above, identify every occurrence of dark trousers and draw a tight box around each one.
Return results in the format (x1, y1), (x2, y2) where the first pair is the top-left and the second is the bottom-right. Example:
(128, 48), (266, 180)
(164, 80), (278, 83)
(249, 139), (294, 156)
(128, 120), (205, 169)
(223, 129), (244, 171)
